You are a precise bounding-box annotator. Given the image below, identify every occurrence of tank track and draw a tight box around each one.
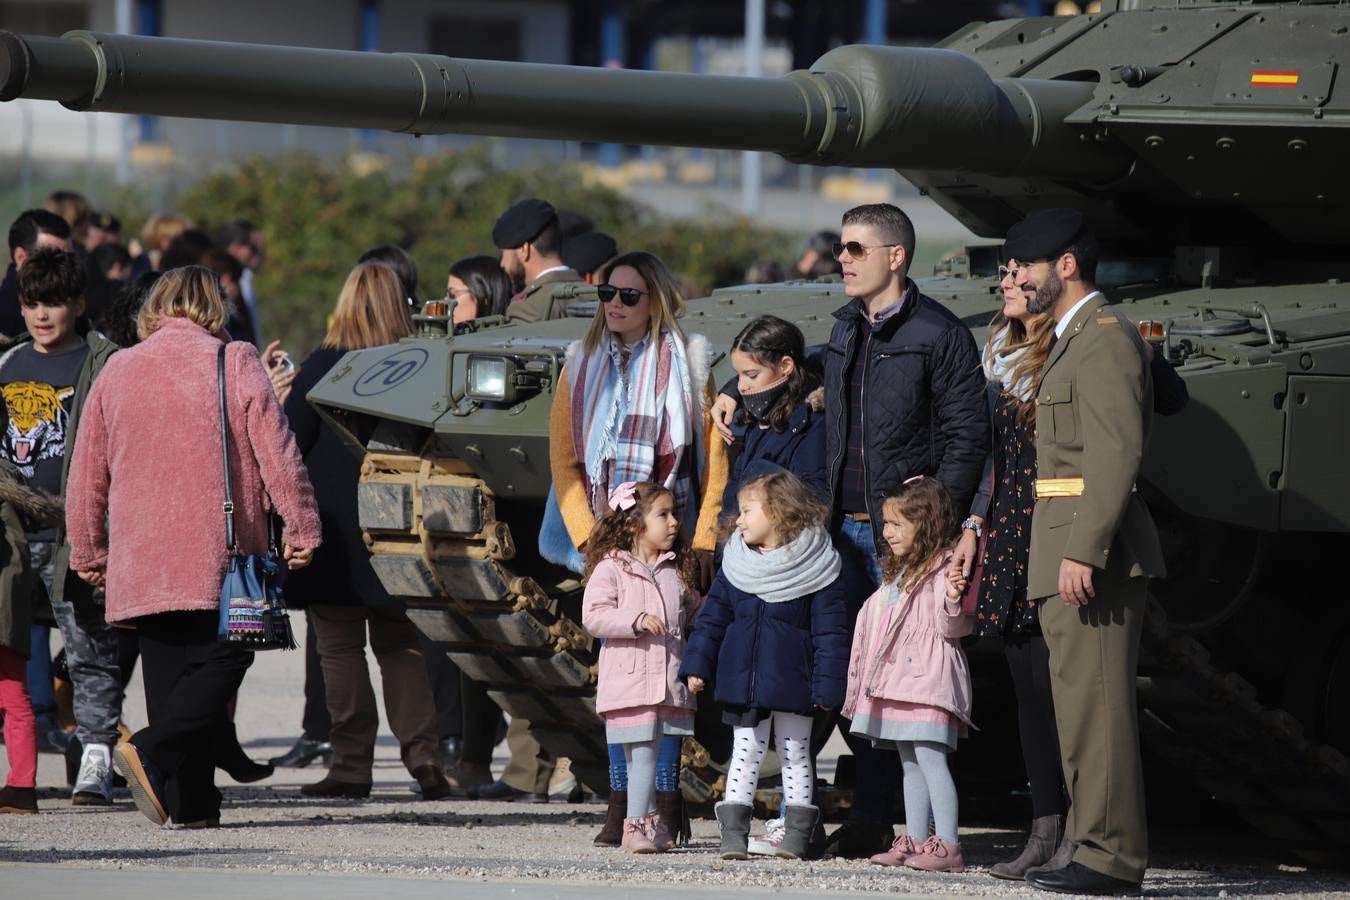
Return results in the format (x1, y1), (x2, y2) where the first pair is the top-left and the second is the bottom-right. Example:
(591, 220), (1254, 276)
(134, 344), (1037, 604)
(1137, 600), (1350, 865)
(356, 445), (612, 794)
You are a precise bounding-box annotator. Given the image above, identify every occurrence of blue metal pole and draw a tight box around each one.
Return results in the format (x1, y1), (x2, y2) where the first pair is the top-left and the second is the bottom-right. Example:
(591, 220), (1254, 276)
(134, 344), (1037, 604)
(136, 0), (160, 142)
(359, 0), (380, 151)
(863, 0), (887, 45)
(597, 3), (625, 167)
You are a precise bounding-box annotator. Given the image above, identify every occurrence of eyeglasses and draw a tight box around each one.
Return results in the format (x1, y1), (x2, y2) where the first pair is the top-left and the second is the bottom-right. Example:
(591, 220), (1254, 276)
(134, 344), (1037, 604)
(1000, 255), (1062, 279)
(597, 284), (646, 307)
(833, 241), (898, 259)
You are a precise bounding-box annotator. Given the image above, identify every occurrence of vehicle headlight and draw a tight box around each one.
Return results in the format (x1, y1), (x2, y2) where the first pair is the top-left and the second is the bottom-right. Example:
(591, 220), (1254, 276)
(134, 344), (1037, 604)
(466, 355), (515, 402)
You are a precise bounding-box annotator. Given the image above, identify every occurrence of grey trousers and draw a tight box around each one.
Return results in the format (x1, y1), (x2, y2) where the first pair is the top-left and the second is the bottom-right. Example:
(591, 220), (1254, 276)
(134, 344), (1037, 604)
(33, 541), (123, 747)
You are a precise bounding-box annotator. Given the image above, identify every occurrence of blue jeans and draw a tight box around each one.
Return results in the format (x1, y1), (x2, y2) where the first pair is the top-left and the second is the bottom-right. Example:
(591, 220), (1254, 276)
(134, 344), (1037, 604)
(27, 625), (55, 716)
(608, 735), (682, 792)
(837, 517), (883, 595)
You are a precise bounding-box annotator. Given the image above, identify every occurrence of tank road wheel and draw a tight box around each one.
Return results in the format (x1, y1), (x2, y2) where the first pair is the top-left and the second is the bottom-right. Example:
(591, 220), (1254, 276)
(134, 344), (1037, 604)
(355, 437), (610, 795)
(1151, 513), (1266, 632)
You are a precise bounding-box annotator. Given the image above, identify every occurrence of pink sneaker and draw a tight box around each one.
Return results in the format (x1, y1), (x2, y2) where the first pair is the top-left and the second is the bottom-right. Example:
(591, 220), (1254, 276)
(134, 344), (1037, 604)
(869, 833), (919, 867)
(903, 836), (965, 872)
(621, 817), (657, 853)
(646, 813), (674, 852)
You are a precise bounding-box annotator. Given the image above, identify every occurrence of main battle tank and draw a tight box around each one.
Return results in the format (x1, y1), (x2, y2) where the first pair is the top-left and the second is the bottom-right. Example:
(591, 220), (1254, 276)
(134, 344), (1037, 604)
(4, 1), (1350, 859)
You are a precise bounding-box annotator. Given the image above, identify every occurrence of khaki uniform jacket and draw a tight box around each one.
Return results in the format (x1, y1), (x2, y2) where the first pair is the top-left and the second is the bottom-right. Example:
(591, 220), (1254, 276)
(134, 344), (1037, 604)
(505, 267), (583, 325)
(1027, 295), (1165, 600)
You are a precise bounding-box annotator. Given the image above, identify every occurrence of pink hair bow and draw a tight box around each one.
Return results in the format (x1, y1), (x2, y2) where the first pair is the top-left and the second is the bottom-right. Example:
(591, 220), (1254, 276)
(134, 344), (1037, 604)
(903, 474), (925, 485)
(609, 482), (639, 511)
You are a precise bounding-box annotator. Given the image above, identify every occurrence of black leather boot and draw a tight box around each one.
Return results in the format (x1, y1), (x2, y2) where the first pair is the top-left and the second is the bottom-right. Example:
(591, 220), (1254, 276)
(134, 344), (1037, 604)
(991, 814), (1065, 880)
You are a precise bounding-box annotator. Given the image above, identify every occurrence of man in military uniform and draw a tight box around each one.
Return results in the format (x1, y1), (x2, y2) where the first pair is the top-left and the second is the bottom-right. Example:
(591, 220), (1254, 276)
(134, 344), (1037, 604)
(493, 199), (582, 324)
(1009, 210), (1165, 895)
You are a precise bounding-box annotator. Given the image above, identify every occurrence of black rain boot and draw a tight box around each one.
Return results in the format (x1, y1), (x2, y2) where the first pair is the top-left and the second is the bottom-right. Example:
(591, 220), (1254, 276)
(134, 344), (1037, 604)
(593, 790), (627, 846)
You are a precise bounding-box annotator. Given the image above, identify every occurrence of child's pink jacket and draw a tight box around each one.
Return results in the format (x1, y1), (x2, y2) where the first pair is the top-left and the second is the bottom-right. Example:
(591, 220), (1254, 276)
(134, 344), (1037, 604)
(583, 551), (702, 716)
(842, 552), (975, 726)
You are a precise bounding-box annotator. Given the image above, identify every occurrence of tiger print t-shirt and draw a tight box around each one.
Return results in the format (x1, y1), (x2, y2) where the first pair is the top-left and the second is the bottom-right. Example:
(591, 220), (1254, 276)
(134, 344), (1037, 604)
(0, 341), (89, 539)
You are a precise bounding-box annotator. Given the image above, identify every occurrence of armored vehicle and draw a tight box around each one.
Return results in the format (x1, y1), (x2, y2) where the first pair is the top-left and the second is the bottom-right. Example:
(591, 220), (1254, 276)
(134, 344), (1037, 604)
(3, 0), (1349, 859)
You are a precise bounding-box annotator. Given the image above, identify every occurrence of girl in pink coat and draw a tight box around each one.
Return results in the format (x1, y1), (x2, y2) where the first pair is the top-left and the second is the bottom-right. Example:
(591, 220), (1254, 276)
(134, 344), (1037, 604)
(582, 481), (702, 855)
(842, 476), (974, 873)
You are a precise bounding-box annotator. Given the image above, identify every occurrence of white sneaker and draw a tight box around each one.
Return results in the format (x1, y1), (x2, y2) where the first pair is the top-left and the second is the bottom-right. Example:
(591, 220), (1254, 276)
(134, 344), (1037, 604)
(73, 743), (114, 805)
(748, 816), (786, 856)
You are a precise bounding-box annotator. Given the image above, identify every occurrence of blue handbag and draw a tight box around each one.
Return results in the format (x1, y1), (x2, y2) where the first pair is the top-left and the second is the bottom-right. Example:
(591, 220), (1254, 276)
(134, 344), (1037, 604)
(215, 345), (295, 650)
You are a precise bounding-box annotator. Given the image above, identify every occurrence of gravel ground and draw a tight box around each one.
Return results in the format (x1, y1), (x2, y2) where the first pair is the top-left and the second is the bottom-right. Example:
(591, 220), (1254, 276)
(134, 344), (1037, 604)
(3, 615), (1347, 898)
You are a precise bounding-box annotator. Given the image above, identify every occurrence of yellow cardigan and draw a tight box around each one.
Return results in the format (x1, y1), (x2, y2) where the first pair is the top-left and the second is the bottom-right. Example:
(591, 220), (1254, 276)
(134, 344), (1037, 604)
(550, 370), (728, 553)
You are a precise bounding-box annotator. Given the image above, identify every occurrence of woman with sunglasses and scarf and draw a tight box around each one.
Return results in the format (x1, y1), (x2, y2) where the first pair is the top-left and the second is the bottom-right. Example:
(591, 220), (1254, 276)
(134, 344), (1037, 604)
(546, 250), (728, 847)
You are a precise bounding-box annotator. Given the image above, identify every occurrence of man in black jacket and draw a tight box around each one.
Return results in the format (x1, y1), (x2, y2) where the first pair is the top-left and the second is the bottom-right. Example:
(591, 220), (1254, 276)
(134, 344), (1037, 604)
(2, 210), (73, 339)
(714, 203), (990, 857)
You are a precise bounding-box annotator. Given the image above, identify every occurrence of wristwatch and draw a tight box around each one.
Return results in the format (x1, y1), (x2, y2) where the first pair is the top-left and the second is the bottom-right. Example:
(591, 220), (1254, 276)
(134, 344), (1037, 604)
(961, 516), (983, 539)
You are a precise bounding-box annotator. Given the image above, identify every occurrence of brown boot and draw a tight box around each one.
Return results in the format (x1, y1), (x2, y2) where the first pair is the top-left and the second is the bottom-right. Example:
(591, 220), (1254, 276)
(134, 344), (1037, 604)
(991, 814), (1065, 880)
(653, 789), (689, 848)
(593, 790), (626, 846)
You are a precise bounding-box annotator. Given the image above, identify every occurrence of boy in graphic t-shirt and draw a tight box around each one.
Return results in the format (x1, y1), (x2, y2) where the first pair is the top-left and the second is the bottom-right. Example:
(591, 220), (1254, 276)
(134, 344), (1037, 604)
(0, 249), (119, 804)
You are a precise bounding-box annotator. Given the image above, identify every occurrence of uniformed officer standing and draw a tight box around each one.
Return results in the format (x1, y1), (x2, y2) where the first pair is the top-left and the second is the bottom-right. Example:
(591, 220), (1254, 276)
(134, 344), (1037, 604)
(492, 198), (582, 324)
(1007, 210), (1165, 895)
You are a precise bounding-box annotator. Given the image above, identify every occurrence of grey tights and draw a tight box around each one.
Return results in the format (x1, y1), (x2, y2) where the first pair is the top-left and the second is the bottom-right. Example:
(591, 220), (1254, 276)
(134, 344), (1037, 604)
(897, 740), (959, 844)
(623, 737), (660, 819)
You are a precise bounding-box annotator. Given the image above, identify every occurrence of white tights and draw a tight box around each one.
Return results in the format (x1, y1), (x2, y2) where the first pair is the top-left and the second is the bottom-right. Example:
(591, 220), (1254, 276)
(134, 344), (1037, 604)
(723, 711), (813, 807)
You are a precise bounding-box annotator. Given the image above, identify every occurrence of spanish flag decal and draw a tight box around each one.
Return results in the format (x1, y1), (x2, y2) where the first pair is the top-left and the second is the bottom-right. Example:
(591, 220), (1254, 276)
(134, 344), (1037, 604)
(1251, 70), (1300, 87)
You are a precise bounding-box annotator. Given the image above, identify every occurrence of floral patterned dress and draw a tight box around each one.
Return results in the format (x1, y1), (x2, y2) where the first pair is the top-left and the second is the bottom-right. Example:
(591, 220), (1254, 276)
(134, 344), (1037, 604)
(973, 392), (1040, 637)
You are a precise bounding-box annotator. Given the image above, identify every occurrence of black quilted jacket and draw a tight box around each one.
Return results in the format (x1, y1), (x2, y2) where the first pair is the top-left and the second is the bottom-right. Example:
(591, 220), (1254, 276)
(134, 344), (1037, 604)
(824, 288), (990, 551)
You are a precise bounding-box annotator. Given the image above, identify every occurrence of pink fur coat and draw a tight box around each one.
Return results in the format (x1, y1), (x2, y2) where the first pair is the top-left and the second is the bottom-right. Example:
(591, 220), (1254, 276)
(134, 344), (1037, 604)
(65, 317), (321, 625)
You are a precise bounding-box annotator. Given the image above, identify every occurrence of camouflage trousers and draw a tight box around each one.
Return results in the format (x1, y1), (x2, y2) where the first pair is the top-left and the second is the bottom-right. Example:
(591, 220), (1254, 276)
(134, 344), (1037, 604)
(32, 541), (124, 748)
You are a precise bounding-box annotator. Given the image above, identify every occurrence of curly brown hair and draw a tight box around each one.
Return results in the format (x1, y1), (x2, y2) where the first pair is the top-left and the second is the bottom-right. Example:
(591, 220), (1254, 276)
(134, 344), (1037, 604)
(879, 477), (958, 591)
(719, 469), (829, 546)
(582, 482), (701, 595)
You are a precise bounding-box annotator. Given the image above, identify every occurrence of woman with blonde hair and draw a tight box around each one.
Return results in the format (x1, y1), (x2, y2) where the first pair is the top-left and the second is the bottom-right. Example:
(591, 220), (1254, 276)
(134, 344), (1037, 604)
(281, 261), (452, 801)
(543, 250), (727, 842)
(138, 214), (192, 271)
(65, 265), (321, 828)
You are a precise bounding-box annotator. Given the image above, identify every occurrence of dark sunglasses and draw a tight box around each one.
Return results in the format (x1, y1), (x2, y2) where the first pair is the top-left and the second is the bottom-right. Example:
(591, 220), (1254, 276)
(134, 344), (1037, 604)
(597, 284), (646, 307)
(832, 241), (898, 259)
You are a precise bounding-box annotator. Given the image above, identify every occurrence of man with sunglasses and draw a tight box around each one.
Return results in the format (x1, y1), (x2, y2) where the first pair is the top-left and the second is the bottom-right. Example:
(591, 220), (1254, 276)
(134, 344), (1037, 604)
(494, 199), (583, 325)
(713, 202), (989, 858)
(1005, 209), (1164, 896)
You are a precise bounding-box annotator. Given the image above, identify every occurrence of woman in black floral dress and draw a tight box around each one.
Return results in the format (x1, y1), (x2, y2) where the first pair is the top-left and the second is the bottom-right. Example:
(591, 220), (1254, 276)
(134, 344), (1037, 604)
(957, 269), (1190, 879)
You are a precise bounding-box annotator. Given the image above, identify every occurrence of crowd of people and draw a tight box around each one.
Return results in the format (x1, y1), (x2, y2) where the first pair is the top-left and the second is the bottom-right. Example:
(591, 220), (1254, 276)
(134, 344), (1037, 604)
(0, 188), (1186, 896)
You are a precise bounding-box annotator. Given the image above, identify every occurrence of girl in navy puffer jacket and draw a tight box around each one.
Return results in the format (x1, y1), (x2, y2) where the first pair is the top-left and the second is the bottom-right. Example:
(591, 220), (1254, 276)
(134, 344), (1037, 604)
(681, 469), (851, 861)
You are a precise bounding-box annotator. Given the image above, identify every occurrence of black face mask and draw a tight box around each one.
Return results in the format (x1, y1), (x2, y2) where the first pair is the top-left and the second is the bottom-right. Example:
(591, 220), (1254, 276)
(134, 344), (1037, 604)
(742, 378), (790, 422)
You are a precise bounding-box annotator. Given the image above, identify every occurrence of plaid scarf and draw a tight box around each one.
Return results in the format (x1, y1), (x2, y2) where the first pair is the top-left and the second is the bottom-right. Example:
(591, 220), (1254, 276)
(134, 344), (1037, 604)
(568, 330), (706, 536)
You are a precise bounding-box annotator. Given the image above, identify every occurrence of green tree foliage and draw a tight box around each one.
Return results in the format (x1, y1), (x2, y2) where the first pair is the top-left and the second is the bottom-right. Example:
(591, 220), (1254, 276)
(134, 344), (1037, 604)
(172, 148), (791, 353)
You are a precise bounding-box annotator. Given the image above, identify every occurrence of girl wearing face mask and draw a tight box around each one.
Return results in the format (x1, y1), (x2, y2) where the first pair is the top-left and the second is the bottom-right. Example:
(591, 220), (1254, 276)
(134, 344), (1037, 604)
(718, 316), (827, 528)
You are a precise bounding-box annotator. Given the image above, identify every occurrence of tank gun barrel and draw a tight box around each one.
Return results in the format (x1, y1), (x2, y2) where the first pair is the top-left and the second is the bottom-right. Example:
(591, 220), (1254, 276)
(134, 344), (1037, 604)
(0, 30), (1126, 179)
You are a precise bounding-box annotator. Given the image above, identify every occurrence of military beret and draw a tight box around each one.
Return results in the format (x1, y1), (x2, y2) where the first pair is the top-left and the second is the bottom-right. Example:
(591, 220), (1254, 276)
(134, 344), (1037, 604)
(492, 198), (557, 249)
(561, 231), (618, 275)
(90, 210), (120, 232)
(556, 209), (595, 241)
(1003, 208), (1085, 262)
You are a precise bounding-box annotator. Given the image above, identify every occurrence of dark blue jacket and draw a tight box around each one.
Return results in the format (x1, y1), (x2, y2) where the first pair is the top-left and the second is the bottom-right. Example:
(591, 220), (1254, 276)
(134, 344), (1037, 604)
(680, 570), (852, 714)
(719, 391), (827, 522)
(823, 286), (990, 550)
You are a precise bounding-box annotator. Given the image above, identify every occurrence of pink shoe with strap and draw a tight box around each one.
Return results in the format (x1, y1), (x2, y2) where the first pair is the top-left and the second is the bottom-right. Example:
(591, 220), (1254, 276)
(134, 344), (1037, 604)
(903, 836), (965, 872)
(646, 813), (674, 851)
(869, 833), (919, 867)
(621, 817), (658, 853)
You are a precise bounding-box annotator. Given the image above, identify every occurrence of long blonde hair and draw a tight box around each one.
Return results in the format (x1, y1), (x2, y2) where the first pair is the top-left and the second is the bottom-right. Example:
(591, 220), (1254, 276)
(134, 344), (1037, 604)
(581, 251), (686, 355)
(322, 262), (414, 350)
(985, 310), (1055, 425)
(136, 265), (227, 339)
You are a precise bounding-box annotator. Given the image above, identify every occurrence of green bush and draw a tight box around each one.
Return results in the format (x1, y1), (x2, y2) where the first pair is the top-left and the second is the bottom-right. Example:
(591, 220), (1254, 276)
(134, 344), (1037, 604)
(171, 148), (792, 353)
